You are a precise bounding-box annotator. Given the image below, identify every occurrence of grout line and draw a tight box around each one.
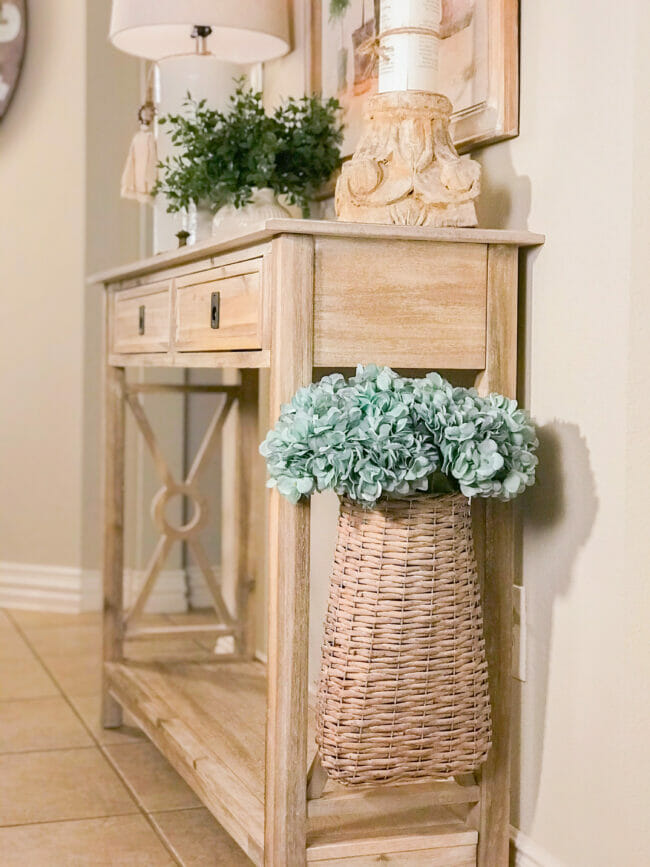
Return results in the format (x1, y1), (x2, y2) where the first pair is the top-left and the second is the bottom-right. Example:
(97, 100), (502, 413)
(0, 810), (141, 830)
(5, 614), (96, 704)
(5, 611), (185, 865)
(1, 613), (102, 630)
(4, 621), (102, 631)
(0, 745), (97, 757)
(98, 746), (184, 867)
(1, 617), (49, 667)
(145, 806), (206, 816)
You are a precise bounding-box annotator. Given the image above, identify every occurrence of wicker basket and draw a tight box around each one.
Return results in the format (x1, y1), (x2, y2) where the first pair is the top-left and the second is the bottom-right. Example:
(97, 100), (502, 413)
(315, 493), (492, 786)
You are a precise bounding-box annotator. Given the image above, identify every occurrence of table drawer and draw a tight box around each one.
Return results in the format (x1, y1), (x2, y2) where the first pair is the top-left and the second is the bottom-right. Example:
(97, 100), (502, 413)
(175, 262), (263, 352)
(112, 282), (171, 354)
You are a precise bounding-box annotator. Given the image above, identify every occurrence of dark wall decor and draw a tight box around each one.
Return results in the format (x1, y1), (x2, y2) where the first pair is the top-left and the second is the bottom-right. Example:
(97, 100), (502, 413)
(0, 1), (27, 120)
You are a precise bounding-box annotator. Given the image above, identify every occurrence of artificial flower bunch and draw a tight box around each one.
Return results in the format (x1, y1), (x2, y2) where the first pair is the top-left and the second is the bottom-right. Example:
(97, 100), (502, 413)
(260, 365), (538, 506)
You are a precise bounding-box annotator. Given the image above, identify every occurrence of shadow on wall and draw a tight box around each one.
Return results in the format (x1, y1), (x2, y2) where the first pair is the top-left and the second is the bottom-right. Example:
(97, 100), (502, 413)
(511, 420), (598, 835)
(475, 142), (532, 230)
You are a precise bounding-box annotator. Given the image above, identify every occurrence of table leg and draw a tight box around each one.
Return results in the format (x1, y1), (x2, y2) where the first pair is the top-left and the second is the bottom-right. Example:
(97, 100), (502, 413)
(264, 235), (314, 866)
(476, 245), (519, 866)
(102, 363), (126, 728)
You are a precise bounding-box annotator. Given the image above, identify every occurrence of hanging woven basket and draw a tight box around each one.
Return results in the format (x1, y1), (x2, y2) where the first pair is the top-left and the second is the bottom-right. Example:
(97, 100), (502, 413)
(315, 492), (492, 787)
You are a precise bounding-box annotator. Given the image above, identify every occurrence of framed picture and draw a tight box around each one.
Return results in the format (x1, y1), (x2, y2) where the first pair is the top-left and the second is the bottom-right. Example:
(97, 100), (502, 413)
(310, 0), (519, 156)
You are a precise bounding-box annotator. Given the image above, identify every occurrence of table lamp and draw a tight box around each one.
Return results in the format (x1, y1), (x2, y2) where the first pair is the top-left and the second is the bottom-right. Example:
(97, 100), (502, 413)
(109, 0), (290, 64)
(110, 0), (290, 209)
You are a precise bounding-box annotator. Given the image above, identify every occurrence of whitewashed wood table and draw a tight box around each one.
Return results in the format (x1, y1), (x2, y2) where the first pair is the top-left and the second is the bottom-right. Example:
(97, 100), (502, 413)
(90, 219), (544, 866)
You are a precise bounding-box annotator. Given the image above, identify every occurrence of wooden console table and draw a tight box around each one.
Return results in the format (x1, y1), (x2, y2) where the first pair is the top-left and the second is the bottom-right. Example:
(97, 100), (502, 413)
(90, 219), (543, 866)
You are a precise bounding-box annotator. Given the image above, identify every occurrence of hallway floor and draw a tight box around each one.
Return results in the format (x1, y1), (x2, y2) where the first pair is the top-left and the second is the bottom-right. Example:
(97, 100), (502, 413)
(0, 608), (252, 865)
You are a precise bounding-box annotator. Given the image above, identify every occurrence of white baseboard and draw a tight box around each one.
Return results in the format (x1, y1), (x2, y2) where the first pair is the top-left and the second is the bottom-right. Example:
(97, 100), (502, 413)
(186, 565), (213, 609)
(83, 567), (189, 615)
(0, 562), (86, 613)
(0, 561), (189, 615)
(511, 827), (566, 867)
(185, 564), (239, 614)
(126, 567), (188, 614)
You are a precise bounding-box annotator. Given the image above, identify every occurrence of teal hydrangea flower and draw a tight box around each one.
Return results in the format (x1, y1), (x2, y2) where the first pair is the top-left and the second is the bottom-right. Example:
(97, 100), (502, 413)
(412, 376), (538, 501)
(260, 366), (538, 505)
(259, 365), (439, 505)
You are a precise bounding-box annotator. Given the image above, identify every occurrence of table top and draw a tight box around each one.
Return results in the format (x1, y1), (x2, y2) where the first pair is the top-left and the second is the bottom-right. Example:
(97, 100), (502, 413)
(88, 219), (545, 287)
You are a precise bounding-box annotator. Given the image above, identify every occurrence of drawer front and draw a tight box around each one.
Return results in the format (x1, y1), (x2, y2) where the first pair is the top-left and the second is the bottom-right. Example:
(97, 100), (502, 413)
(112, 283), (171, 354)
(314, 238), (487, 369)
(175, 262), (263, 352)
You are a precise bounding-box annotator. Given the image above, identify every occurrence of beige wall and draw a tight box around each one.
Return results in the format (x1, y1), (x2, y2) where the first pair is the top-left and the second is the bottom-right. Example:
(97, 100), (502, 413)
(266, 1), (650, 865)
(0, 0), (87, 567)
(84, 1), (143, 572)
(0, 0), (139, 570)
(476, 2), (649, 864)
(624, 8), (650, 867)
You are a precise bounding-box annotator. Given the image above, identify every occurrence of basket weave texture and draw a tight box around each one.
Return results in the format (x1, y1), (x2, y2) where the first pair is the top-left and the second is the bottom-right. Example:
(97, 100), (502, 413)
(316, 493), (492, 786)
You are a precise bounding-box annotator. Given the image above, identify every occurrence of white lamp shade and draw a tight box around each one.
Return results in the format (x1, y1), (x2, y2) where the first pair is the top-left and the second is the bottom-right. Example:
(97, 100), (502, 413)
(109, 0), (290, 63)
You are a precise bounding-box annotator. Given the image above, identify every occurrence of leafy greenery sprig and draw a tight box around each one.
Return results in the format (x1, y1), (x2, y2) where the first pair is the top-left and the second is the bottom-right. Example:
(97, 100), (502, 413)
(329, 0), (352, 19)
(272, 95), (344, 211)
(153, 81), (343, 216)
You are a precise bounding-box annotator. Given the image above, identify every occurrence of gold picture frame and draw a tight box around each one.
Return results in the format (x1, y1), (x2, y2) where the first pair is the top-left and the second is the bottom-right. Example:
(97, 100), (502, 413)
(310, 0), (519, 156)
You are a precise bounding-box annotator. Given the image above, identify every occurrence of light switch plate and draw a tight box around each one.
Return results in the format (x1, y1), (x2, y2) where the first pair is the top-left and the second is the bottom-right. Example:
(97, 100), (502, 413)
(512, 584), (526, 681)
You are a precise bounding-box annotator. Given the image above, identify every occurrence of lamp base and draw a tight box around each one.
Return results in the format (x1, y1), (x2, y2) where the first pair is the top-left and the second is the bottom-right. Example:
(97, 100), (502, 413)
(335, 91), (481, 228)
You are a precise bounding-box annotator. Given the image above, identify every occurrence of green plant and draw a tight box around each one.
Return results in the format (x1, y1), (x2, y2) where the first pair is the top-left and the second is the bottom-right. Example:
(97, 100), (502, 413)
(329, 0), (352, 19)
(272, 94), (344, 212)
(154, 81), (343, 216)
(260, 366), (539, 506)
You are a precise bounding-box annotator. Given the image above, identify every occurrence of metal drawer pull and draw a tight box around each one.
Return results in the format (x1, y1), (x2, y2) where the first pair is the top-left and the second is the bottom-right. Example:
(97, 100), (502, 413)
(210, 292), (220, 329)
(138, 305), (145, 335)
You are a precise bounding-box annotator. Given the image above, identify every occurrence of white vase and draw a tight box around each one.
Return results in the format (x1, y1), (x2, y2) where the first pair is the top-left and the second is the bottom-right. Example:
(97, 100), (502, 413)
(211, 188), (291, 239)
(187, 202), (214, 244)
(152, 57), (240, 253)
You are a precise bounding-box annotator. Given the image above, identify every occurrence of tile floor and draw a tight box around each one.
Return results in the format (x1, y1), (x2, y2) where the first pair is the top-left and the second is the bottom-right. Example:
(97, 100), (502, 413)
(0, 608), (253, 865)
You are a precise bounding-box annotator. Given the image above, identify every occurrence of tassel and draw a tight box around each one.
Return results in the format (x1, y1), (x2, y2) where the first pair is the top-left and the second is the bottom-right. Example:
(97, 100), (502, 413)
(120, 99), (158, 204)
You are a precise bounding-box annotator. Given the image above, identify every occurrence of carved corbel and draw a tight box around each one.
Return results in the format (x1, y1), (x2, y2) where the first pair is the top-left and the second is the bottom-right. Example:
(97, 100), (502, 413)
(336, 91), (481, 227)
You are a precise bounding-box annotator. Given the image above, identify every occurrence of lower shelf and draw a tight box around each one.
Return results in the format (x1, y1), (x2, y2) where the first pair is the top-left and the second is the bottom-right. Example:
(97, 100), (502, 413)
(105, 659), (478, 866)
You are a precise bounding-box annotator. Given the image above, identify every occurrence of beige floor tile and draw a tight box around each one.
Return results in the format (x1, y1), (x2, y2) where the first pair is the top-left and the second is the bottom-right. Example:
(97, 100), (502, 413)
(0, 747), (136, 826)
(194, 637), (220, 652)
(69, 694), (145, 746)
(0, 696), (93, 753)
(164, 609), (225, 652)
(26, 624), (101, 658)
(43, 653), (102, 697)
(0, 815), (176, 866)
(124, 638), (212, 663)
(151, 807), (253, 865)
(6, 609), (102, 628)
(166, 608), (219, 625)
(0, 610), (13, 628)
(105, 741), (201, 812)
(133, 614), (177, 627)
(0, 654), (59, 700)
(0, 625), (34, 660)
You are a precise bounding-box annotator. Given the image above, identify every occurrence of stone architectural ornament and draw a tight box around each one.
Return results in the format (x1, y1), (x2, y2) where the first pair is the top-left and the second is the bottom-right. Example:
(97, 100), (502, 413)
(335, 90), (481, 227)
